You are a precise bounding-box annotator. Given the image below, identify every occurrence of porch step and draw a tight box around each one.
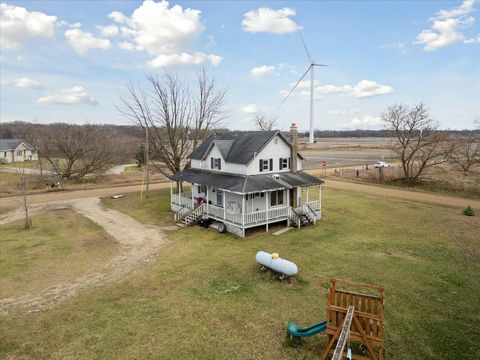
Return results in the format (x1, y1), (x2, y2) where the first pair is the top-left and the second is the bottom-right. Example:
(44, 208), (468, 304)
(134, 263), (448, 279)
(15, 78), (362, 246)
(176, 223), (186, 228)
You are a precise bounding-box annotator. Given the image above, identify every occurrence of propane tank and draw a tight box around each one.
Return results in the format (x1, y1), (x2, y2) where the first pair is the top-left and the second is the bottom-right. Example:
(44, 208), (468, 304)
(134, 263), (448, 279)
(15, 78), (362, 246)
(255, 251), (298, 277)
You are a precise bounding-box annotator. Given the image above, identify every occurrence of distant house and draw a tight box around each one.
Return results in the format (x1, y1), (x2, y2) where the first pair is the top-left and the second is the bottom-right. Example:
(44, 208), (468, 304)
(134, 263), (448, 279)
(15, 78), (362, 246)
(0, 139), (38, 163)
(169, 123), (324, 237)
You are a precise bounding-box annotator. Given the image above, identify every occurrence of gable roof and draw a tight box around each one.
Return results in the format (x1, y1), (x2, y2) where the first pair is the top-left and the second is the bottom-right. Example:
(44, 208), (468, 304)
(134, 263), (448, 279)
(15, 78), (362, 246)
(0, 139), (33, 151)
(189, 130), (303, 165)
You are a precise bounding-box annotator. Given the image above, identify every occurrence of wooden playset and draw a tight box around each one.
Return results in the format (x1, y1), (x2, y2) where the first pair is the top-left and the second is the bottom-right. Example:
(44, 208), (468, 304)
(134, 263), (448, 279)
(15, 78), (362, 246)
(321, 278), (385, 360)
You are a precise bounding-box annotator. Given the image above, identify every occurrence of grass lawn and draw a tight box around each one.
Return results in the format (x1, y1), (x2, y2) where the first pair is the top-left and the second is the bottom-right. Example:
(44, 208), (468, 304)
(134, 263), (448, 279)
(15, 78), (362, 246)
(0, 209), (119, 299)
(101, 189), (174, 227)
(1, 189), (479, 359)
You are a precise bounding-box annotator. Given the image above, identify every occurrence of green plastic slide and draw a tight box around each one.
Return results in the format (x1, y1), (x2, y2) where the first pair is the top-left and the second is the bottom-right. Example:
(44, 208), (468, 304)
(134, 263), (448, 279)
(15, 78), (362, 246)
(286, 320), (327, 337)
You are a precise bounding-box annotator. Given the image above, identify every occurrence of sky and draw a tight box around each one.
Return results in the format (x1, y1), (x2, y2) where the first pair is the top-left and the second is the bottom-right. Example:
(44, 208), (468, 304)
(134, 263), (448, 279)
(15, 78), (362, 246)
(0, 0), (479, 132)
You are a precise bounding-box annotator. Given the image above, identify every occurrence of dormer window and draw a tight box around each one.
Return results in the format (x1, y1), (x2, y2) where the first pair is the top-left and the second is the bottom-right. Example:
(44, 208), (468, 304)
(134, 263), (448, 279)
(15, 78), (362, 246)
(211, 157), (221, 170)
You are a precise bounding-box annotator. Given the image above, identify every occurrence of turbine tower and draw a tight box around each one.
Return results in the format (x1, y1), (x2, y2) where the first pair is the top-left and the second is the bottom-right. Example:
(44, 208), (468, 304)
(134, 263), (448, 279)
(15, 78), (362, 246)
(279, 33), (326, 144)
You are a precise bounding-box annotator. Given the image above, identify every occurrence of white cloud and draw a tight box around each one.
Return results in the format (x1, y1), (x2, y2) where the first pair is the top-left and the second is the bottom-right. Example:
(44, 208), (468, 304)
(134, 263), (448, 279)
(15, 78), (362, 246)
(349, 115), (383, 129)
(342, 80), (394, 98)
(239, 104), (258, 113)
(328, 109), (360, 115)
(0, 3), (57, 50)
(97, 24), (119, 37)
(291, 80), (394, 99)
(118, 41), (137, 51)
(414, 0), (478, 51)
(108, 0), (221, 67)
(250, 65), (276, 77)
(108, 11), (129, 24)
(65, 28), (111, 54)
(37, 86), (98, 105)
(242, 7), (301, 34)
(464, 34), (480, 43)
(149, 52), (222, 68)
(435, 0), (476, 20)
(14, 77), (43, 90)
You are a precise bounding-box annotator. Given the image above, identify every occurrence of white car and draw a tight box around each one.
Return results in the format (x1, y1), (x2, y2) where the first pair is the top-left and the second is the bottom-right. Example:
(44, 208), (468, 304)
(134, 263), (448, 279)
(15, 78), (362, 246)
(374, 161), (390, 168)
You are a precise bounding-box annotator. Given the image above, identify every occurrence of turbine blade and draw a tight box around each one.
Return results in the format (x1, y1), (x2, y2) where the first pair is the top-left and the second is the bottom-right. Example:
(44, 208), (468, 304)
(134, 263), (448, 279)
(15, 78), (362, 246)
(312, 63), (328, 67)
(278, 65), (312, 109)
(298, 31), (312, 63)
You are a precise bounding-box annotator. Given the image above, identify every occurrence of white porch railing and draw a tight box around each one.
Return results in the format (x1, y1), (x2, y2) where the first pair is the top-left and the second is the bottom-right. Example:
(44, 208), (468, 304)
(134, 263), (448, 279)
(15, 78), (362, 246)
(308, 200), (320, 210)
(172, 196), (319, 227)
(172, 194), (193, 209)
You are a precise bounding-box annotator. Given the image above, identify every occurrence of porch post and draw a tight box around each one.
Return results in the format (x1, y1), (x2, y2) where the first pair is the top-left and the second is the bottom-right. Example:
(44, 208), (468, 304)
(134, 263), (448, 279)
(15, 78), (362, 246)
(286, 188), (290, 227)
(206, 187), (209, 214)
(170, 181), (173, 203)
(223, 190), (226, 220)
(191, 183), (194, 208)
(242, 194), (245, 227)
(306, 186), (309, 203)
(265, 191), (269, 232)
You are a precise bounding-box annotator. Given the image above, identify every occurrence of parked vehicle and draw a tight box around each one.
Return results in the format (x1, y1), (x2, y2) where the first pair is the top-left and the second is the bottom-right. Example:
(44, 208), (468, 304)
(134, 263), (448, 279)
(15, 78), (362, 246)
(374, 161), (390, 168)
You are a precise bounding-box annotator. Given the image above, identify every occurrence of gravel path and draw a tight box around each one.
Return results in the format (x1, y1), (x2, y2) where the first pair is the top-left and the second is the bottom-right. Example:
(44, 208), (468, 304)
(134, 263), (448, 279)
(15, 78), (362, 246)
(105, 163), (136, 175)
(0, 197), (168, 313)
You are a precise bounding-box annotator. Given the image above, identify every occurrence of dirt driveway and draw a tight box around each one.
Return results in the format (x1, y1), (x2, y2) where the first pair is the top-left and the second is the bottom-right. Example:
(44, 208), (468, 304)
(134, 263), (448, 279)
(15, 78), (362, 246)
(0, 197), (168, 313)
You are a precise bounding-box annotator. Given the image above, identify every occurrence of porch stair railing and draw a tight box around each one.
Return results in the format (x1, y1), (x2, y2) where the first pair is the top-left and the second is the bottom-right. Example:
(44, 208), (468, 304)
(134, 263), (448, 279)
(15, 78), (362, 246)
(176, 203), (206, 226)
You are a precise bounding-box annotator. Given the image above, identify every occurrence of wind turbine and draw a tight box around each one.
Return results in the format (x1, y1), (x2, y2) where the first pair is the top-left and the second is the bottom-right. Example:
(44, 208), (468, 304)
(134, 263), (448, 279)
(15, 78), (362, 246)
(279, 33), (326, 144)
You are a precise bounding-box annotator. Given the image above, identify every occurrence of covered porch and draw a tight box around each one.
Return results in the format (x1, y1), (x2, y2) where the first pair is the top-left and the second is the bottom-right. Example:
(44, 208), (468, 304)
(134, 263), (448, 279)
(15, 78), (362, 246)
(170, 183), (322, 232)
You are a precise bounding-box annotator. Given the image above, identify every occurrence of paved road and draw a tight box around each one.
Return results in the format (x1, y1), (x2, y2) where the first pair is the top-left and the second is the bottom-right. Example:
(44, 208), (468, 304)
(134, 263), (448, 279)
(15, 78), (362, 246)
(1, 177), (478, 212)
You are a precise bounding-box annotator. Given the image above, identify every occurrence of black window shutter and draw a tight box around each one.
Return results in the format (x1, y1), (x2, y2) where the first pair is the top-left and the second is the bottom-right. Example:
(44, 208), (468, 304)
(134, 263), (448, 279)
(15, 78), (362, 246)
(288, 157), (291, 169)
(211, 157), (214, 169)
(269, 159), (273, 171)
(218, 158), (221, 170)
(279, 158), (282, 169)
(259, 159), (263, 172)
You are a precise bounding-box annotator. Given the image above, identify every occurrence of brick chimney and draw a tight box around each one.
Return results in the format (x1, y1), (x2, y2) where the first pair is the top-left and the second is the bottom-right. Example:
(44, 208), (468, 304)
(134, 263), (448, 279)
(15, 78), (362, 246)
(290, 122), (298, 174)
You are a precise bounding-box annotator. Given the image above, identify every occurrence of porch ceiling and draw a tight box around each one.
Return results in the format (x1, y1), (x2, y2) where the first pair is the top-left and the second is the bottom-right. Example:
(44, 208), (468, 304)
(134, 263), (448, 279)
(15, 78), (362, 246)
(169, 168), (323, 194)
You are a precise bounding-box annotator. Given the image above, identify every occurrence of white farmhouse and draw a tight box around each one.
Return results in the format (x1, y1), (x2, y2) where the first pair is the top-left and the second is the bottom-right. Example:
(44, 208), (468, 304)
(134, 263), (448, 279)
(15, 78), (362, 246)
(0, 139), (38, 163)
(169, 123), (324, 237)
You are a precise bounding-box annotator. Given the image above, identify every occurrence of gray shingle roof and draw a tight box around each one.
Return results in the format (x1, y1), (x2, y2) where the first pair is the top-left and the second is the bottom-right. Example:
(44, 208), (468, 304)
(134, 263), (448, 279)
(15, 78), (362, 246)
(170, 168), (323, 193)
(189, 130), (303, 164)
(0, 139), (33, 151)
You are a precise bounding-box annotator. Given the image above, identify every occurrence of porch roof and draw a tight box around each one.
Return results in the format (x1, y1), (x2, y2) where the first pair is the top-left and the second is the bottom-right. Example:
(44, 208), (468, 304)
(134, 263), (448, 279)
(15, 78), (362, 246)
(169, 168), (323, 193)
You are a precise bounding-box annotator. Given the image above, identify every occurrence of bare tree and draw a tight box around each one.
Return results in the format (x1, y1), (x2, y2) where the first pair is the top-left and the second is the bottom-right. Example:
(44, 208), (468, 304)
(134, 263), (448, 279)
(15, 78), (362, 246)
(27, 123), (115, 179)
(253, 112), (277, 131)
(15, 165), (32, 230)
(450, 120), (480, 173)
(382, 103), (453, 185)
(117, 68), (226, 177)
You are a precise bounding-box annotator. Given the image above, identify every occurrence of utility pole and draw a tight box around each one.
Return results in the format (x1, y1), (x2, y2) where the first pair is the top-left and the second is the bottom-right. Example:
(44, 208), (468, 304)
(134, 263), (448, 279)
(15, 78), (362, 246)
(144, 124), (149, 198)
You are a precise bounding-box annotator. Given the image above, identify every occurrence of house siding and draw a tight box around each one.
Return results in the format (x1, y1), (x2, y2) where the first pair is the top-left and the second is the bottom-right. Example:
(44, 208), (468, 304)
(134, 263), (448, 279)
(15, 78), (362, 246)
(246, 134), (302, 175)
(192, 143), (248, 174)
(0, 144), (38, 163)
